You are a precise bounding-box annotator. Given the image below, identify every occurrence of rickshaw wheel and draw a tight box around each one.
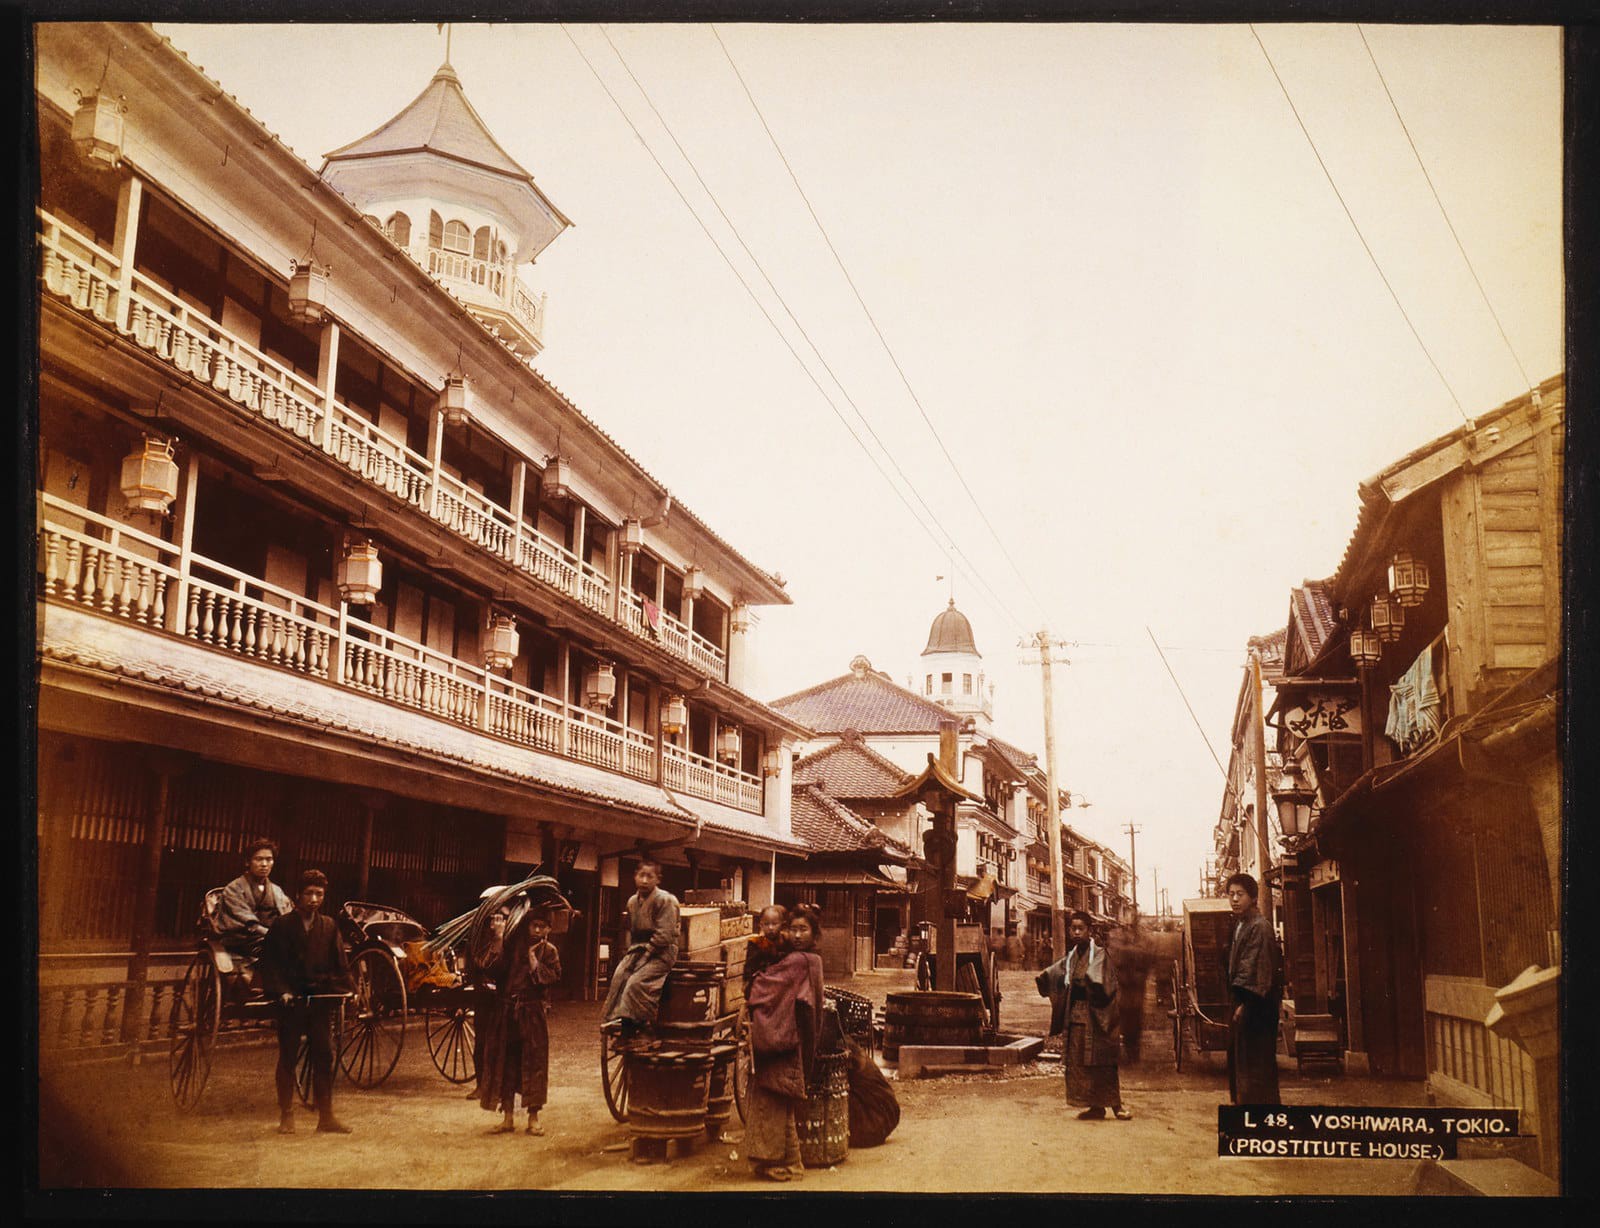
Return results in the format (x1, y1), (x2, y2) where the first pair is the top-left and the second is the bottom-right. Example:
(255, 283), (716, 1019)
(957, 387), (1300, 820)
(340, 948), (407, 1088)
(169, 952), (221, 1108)
(426, 1006), (476, 1084)
(1171, 959), (1185, 1072)
(600, 1025), (630, 1123)
(732, 1009), (751, 1124)
(296, 1036), (315, 1106)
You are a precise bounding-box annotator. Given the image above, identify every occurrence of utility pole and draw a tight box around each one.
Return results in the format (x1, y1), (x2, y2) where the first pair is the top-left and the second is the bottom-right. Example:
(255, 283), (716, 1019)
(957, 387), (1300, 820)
(1152, 865), (1160, 924)
(1021, 630), (1071, 961)
(1249, 645), (1275, 929)
(1122, 823), (1141, 926)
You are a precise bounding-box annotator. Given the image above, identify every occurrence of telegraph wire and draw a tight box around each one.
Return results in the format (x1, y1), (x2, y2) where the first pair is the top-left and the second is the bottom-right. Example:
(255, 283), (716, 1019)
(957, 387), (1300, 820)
(558, 24), (1029, 636)
(1249, 24), (1470, 426)
(1144, 626), (1268, 849)
(710, 24), (1051, 624)
(1356, 24), (1535, 392)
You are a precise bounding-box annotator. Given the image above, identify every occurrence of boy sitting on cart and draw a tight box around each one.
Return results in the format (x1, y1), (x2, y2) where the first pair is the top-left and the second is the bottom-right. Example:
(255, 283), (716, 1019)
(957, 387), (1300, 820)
(601, 861), (679, 1037)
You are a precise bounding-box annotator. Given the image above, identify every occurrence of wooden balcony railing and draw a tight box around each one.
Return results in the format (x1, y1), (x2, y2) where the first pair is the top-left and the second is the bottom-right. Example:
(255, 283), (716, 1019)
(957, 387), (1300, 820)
(36, 210), (740, 680)
(37, 494), (761, 814)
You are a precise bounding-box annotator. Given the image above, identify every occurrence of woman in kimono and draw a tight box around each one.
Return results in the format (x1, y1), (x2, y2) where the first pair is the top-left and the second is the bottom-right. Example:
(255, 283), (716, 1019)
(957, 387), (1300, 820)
(1036, 911), (1131, 1120)
(744, 905), (825, 1181)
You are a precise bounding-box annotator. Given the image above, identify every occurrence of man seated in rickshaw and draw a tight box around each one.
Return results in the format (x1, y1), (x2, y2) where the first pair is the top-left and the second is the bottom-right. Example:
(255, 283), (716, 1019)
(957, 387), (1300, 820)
(215, 838), (293, 965)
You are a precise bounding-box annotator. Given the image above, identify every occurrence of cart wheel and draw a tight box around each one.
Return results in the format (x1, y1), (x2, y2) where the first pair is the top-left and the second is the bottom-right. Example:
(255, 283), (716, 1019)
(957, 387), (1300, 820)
(1171, 959), (1185, 1072)
(732, 1009), (751, 1124)
(169, 953), (221, 1108)
(340, 948), (407, 1087)
(426, 1006), (476, 1084)
(600, 1025), (630, 1123)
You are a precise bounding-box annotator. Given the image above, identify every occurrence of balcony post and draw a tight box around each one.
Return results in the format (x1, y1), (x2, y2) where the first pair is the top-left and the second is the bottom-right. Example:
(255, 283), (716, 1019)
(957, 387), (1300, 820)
(314, 321), (340, 451)
(509, 461), (527, 568)
(571, 503), (587, 571)
(557, 641), (571, 757)
(607, 527), (622, 621)
(727, 603), (752, 692)
(166, 449), (202, 635)
(652, 681), (666, 787)
(426, 407), (444, 518)
(334, 600), (349, 685)
(110, 175), (142, 332)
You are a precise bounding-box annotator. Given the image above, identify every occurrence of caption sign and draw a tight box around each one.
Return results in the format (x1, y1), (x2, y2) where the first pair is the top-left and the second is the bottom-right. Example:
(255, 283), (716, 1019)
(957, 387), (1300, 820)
(1218, 1106), (1519, 1160)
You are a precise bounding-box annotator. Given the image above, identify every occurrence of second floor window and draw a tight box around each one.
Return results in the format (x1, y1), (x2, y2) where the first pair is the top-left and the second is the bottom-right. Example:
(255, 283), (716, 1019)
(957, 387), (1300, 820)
(941, 673), (952, 694)
(442, 220), (472, 255)
(385, 212), (411, 247)
(963, 673), (972, 694)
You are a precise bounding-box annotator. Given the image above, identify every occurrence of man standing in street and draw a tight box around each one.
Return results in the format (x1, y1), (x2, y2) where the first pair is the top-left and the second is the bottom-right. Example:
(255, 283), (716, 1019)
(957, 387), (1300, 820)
(601, 860), (679, 1036)
(261, 869), (353, 1135)
(1225, 872), (1284, 1105)
(1036, 912), (1131, 1120)
(216, 838), (292, 959)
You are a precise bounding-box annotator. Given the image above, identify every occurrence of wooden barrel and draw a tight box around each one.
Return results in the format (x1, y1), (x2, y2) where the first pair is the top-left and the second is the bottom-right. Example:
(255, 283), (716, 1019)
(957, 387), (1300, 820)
(797, 1052), (849, 1168)
(624, 1048), (714, 1141)
(882, 991), (984, 1062)
(703, 1042), (738, 1137)
(658, 965), (725, 1026)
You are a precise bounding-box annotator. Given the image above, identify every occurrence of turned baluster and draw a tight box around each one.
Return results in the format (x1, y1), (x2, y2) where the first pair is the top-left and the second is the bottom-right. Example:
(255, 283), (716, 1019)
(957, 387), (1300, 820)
(131, 564), (152, 624)
(212, 352), (231, 392)
(200, 589), (217, 643)
(41, 531), (61, 596)
(150, 575), (167, 629)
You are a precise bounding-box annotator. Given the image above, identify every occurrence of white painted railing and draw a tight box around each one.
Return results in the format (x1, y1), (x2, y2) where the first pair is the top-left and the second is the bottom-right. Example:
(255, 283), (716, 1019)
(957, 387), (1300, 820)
(35, 497), (771, 805)
(426, 248), (507, 298)
(38, 210), (723, 681)
(664, 743), (762, 813)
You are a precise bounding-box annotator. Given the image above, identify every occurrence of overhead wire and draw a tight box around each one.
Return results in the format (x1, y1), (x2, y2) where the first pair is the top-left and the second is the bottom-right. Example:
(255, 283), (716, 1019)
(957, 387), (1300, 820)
(1355, 24), (1535, 393)
(709, 24), (1051, 624)
(1248, 24), (1470, 426)
(557, 23), (1028, 636)
(594, 24), (1030, 635)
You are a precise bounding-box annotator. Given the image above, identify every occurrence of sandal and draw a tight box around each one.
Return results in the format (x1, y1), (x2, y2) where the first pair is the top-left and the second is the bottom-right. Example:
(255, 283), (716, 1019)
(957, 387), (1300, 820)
(490, 1122), (517, 1134)
(1113, 1106), (1133, 1121)
(755, 1165), (793, 1182)
(525, 1122), (545, 1136)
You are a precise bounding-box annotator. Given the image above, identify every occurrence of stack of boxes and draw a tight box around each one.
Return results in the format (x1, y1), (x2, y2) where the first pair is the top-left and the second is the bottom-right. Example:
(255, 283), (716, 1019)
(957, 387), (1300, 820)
(677, 901), (753, 1015)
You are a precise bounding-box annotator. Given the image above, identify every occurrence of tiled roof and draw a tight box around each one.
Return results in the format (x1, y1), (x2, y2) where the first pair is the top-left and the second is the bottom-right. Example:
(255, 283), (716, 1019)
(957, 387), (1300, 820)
(770, 660), (957, 735)
(1287, 580), (1338, 673)
(981, 736), (1039, 779)
(325, 63), (536, 183)
(792, 734), (911, 799)
(789, 784), (914, 859)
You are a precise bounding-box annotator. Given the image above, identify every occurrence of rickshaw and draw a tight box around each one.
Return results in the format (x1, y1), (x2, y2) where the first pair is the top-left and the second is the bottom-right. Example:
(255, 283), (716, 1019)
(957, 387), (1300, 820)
(1169, 897), (1235, 1070)
(168, 887), (357, 1108)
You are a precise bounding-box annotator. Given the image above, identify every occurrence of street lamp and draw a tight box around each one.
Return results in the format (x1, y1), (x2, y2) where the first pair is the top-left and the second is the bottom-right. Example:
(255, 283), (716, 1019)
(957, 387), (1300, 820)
(1272, 760), (1316, 839)
(1388, 549), (1431, 608)
(1370, 593), (1406, 643)
(1349, 626), (1382, 668)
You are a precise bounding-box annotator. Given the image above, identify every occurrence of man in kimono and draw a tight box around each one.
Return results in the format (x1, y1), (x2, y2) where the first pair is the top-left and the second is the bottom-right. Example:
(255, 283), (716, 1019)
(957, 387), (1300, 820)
(1036, 912), (1131, 1120)
(1225, 873), (1283, 1105)
(601, 861), (679, 1035)
(260, 869), (353, 1135)
(216, 838), (292, 958)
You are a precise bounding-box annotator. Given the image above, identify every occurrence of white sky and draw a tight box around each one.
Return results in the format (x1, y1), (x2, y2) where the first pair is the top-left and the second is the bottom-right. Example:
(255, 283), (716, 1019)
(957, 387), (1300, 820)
(155, 21), (1563, 908)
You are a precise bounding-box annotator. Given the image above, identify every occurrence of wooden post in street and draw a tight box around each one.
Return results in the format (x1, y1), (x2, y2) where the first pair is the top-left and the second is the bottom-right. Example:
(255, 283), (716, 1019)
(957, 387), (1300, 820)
(935, 720), (960, 992)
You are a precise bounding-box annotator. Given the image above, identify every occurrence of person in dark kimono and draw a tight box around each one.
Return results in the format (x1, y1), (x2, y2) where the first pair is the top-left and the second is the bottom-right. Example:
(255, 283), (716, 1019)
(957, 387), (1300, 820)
(1225, 873), (1283, 1105)
(744, 906), (825, 1181)
(478, 907), (562, 1135)
(601, 861), (679, 1034)
(1108, 925), (1153, 1064)
(1036, 912), (1131, 1120)
(216, 838), (292, 959)
(260, 869), (352, 1135)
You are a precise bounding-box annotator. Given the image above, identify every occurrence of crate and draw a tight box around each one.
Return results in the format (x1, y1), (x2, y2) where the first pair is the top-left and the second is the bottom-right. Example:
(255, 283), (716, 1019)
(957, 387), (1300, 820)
(720, 913), (752, 941)
(684, 888), (735, 906)
(678, 906), (722, 953)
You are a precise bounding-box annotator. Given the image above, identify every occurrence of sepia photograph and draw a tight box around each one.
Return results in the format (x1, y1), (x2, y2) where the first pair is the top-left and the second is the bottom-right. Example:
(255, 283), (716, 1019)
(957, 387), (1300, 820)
(26, 8), (1571, 1207)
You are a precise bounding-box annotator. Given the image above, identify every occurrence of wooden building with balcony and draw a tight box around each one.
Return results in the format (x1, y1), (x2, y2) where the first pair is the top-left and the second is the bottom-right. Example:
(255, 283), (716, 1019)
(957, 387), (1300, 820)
(32, 23), (812, 1042)
(1270, 376), (1564, 1181)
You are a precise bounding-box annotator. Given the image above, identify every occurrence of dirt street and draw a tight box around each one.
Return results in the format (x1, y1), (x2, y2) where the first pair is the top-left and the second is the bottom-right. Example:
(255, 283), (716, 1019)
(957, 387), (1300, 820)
(38, 968), (1429, 1196)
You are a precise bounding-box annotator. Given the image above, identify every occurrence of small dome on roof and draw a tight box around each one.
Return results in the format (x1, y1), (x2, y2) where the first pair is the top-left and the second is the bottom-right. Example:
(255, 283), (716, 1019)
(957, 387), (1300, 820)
(922, 599), (979, 657)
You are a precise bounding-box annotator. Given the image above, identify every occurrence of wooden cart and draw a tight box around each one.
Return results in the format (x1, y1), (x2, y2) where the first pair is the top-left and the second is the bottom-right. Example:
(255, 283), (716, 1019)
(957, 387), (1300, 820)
(1169, 897), (1235, 1071)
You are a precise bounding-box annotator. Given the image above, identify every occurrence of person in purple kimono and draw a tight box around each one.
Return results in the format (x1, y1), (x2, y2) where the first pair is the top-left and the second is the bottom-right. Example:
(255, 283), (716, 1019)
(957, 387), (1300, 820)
(744, 905), (825, 1181)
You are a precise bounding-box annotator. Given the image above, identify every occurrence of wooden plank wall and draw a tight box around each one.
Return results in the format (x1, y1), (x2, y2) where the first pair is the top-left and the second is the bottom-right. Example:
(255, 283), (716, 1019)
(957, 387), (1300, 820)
(1479, 438), (1550, 672)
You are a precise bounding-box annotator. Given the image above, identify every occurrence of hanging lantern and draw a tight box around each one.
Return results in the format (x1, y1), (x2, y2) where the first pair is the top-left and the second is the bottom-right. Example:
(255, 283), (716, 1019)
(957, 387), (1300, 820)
(119, 434), (179, 517)
(71, 90), (127, 171)
(584, 661), (617, 709)
(717, 724), (741, 763)
(483, 610), (520, 672)
(1272, 760), (1315, 838)
(1348, 626), (1382, 668)
(1387, 549), (1431, 608)
(1369, 593), (1406, 643)
(661, 694), (687, 736)
(286, 256), (331, 326)
(683, 566), (706, 601)
(620, 518), (644, 555)
(762, 747), (785, 778)
(545, 456), (573, 501)
(336, 538), (383, 606)
(438, 373), (471, 427)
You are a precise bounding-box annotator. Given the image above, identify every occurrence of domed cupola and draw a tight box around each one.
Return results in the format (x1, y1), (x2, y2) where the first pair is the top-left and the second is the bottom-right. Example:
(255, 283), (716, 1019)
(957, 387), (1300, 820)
(320, 57), (572, 359)
(917, 599), (992, 728)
